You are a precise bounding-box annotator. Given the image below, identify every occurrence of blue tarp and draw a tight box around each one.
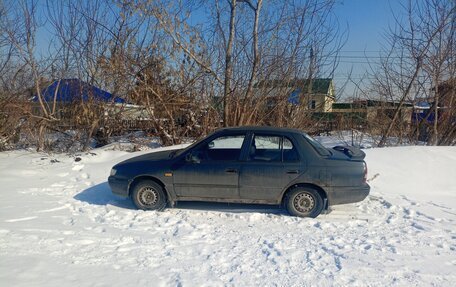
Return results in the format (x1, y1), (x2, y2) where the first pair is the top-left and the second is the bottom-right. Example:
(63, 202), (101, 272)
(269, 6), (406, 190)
(288, 89), (301, 105)
(415, 102), (431, 109)
(412, 110), (436, 124)
(32, 79), (125, 104)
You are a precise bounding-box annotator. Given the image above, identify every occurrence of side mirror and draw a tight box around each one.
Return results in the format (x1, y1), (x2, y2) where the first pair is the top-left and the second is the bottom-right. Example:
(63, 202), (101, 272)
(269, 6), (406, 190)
(185, 152), (200, 163)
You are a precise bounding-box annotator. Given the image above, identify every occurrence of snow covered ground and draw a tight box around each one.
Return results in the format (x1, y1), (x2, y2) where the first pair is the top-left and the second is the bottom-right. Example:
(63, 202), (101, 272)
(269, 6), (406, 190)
(0, 141), (455, 286)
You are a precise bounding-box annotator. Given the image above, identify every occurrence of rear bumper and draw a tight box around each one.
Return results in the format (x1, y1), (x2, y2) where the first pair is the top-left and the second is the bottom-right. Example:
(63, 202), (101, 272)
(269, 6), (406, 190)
(108, 176), (129, 198)
(328, 184), (370, 206)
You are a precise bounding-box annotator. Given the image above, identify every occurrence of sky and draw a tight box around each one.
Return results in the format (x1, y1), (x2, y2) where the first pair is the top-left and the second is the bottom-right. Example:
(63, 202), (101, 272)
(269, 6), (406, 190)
(333, 0), (402, 99)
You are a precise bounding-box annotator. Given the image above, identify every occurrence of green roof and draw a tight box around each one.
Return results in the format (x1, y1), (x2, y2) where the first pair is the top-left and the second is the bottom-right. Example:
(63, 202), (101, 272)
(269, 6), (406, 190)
(256, 78), (333, 94)
(332, 100), (413, 109)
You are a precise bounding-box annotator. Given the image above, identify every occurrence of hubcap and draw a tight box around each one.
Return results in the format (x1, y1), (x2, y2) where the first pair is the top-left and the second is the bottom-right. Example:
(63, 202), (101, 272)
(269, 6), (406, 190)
(293, 192), (315, 213)
(138, 187), (159, 207)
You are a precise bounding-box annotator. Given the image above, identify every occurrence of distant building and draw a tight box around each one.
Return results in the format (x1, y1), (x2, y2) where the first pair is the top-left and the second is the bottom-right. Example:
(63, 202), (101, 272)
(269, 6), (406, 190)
(412, 78), (455, 125)
(437, 78), (455, 109)
(332, 99), (414, 125)
(32, 78), (125, 105)
(256, 78), (335, 113)
(412, 79), (456, 142)
(31, 78), (148, 128)
(31, 79), (125, 118)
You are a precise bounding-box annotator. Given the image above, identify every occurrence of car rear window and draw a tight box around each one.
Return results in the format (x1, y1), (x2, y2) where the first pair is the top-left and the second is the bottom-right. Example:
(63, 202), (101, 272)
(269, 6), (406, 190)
(302, 134), (331, 156)
(249, 135), (299, 162)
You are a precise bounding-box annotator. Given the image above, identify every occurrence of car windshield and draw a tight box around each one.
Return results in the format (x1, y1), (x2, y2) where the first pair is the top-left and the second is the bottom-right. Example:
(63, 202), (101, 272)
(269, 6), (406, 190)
(169, 133), (213, 158)
(170, 145), (194, 158)
(302, 134), (331, 156)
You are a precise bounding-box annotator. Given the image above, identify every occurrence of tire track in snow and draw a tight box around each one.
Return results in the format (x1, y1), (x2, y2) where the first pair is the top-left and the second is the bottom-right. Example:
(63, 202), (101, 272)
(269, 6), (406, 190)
(4, 216), (38, 223)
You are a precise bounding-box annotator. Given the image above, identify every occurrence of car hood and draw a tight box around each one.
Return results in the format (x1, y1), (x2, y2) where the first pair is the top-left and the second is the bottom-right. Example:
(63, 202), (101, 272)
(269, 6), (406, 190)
(117, 150), (176, 166)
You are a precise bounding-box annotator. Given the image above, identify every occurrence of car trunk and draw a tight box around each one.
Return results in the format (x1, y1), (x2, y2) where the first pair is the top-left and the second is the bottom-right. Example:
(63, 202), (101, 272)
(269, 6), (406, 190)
(331, 146), (366, 160)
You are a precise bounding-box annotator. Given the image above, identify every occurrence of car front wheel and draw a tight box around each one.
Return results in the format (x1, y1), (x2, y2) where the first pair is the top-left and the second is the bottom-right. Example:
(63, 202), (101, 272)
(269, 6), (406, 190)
(285, 187), (324, 218)
(131, 180), (167, 211)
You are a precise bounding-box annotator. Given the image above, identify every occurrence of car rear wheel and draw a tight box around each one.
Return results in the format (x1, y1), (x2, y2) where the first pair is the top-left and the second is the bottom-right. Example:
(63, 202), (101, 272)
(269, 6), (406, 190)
(285, 187), (324, 218)
(131, 180), (167, 211)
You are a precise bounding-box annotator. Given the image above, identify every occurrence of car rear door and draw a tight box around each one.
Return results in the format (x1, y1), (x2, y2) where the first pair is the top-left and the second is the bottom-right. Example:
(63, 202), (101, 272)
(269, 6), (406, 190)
(172, 133), (247, 199)
(239, 134), (302, 201)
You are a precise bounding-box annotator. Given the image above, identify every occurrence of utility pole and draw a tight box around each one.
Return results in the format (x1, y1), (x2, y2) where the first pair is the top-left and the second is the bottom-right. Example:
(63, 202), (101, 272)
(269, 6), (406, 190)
(306, 47), (315, 110)
(223, 0), (237, 127)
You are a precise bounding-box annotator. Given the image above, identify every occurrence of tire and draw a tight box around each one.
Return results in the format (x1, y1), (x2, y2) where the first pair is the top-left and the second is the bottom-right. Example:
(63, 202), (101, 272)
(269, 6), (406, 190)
(285, 187), (324, 218)
(131, 180), (167, 211)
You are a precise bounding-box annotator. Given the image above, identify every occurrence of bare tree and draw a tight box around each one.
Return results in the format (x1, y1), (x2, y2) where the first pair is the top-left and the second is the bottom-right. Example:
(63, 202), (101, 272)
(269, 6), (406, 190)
(0, 0), (347, 150)
(371, 0), (455, 147)
(127, 0), (344, 128)
(1, 0), (61, 150)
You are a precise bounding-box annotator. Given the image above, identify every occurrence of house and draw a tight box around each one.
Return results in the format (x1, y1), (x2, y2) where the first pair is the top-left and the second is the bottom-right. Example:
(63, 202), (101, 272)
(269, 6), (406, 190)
(411, 79), (455, 125)
(332, 99), (414, 125)
(412, 79), (455, 142)
(31, 78), (148, 129)
(436, 78), (455, 109)
(308, 99), (415, 133)
(32, 78), (125, 104)
(256, 78), (335, 113)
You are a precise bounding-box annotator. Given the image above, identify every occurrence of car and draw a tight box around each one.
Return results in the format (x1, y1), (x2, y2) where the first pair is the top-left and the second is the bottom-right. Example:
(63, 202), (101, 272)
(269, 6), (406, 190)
(108, 126), (370, 218)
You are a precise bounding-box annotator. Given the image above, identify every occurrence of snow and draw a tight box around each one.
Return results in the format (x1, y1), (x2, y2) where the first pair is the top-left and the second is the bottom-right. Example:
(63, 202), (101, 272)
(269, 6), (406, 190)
(313, 130), (423, 148)
(0, 142), (455, 286)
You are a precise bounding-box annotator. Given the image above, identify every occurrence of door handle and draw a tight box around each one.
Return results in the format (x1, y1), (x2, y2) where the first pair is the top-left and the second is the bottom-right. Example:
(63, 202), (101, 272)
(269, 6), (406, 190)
(225, 168), (238, 173)
(286, 170), (299, 174)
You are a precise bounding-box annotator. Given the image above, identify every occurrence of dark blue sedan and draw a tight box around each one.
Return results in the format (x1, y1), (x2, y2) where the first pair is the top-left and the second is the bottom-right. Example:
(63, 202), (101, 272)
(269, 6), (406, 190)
(109, 126), (370, 217)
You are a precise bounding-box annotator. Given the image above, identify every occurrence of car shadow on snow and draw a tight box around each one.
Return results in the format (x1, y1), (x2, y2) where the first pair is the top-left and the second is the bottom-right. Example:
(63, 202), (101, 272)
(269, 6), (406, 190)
(173, 201), (287, 215)
(74, 182), (136, 210)
(74, 182), (287, 215)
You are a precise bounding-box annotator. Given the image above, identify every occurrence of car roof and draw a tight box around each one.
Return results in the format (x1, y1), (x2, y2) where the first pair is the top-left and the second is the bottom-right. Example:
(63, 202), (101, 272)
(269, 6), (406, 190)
(214, 126), (306, 135)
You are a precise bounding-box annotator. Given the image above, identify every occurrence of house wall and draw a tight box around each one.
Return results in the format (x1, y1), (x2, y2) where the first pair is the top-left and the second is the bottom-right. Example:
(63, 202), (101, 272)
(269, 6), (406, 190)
(308, 94), (334, 112)
(256, 86), (334, 113)
(106, 104), (149, 120)
(332, 106), (413, 124)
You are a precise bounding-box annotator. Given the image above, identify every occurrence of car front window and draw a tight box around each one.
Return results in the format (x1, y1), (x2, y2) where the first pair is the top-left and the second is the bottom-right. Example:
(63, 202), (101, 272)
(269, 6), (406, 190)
(196, 134), (246, 161)
(208, 135), (245, 149)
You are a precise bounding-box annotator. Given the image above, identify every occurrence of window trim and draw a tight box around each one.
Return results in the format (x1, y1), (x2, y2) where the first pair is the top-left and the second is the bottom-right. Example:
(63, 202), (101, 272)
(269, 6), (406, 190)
(282, 136), (300, 162)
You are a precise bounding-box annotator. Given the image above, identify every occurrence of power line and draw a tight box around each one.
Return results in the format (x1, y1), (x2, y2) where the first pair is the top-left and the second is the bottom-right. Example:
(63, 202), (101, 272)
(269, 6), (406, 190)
(339, 50), (383, 53)
(338, 61), (379, 64)
(337, 56), (406, 59)
(322, 55), (417, 59)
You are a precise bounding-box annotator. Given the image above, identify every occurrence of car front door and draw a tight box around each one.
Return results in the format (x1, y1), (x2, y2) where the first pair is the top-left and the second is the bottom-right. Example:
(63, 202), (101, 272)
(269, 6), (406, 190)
(239, 134), (302, 201)
(172, 134), (247, 199)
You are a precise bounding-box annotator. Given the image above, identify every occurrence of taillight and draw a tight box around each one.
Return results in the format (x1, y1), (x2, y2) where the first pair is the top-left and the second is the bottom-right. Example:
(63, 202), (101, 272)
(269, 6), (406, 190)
(363, 162), (368, 183)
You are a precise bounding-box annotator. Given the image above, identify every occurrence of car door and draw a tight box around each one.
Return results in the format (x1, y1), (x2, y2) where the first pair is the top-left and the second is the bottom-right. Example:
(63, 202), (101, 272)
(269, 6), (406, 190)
(172, 133), (247, 199)
(239, 134), (302, 201)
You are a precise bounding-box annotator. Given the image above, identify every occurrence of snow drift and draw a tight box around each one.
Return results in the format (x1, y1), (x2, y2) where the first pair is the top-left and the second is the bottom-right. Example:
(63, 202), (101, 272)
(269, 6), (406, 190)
(0, 144), (455, 286)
